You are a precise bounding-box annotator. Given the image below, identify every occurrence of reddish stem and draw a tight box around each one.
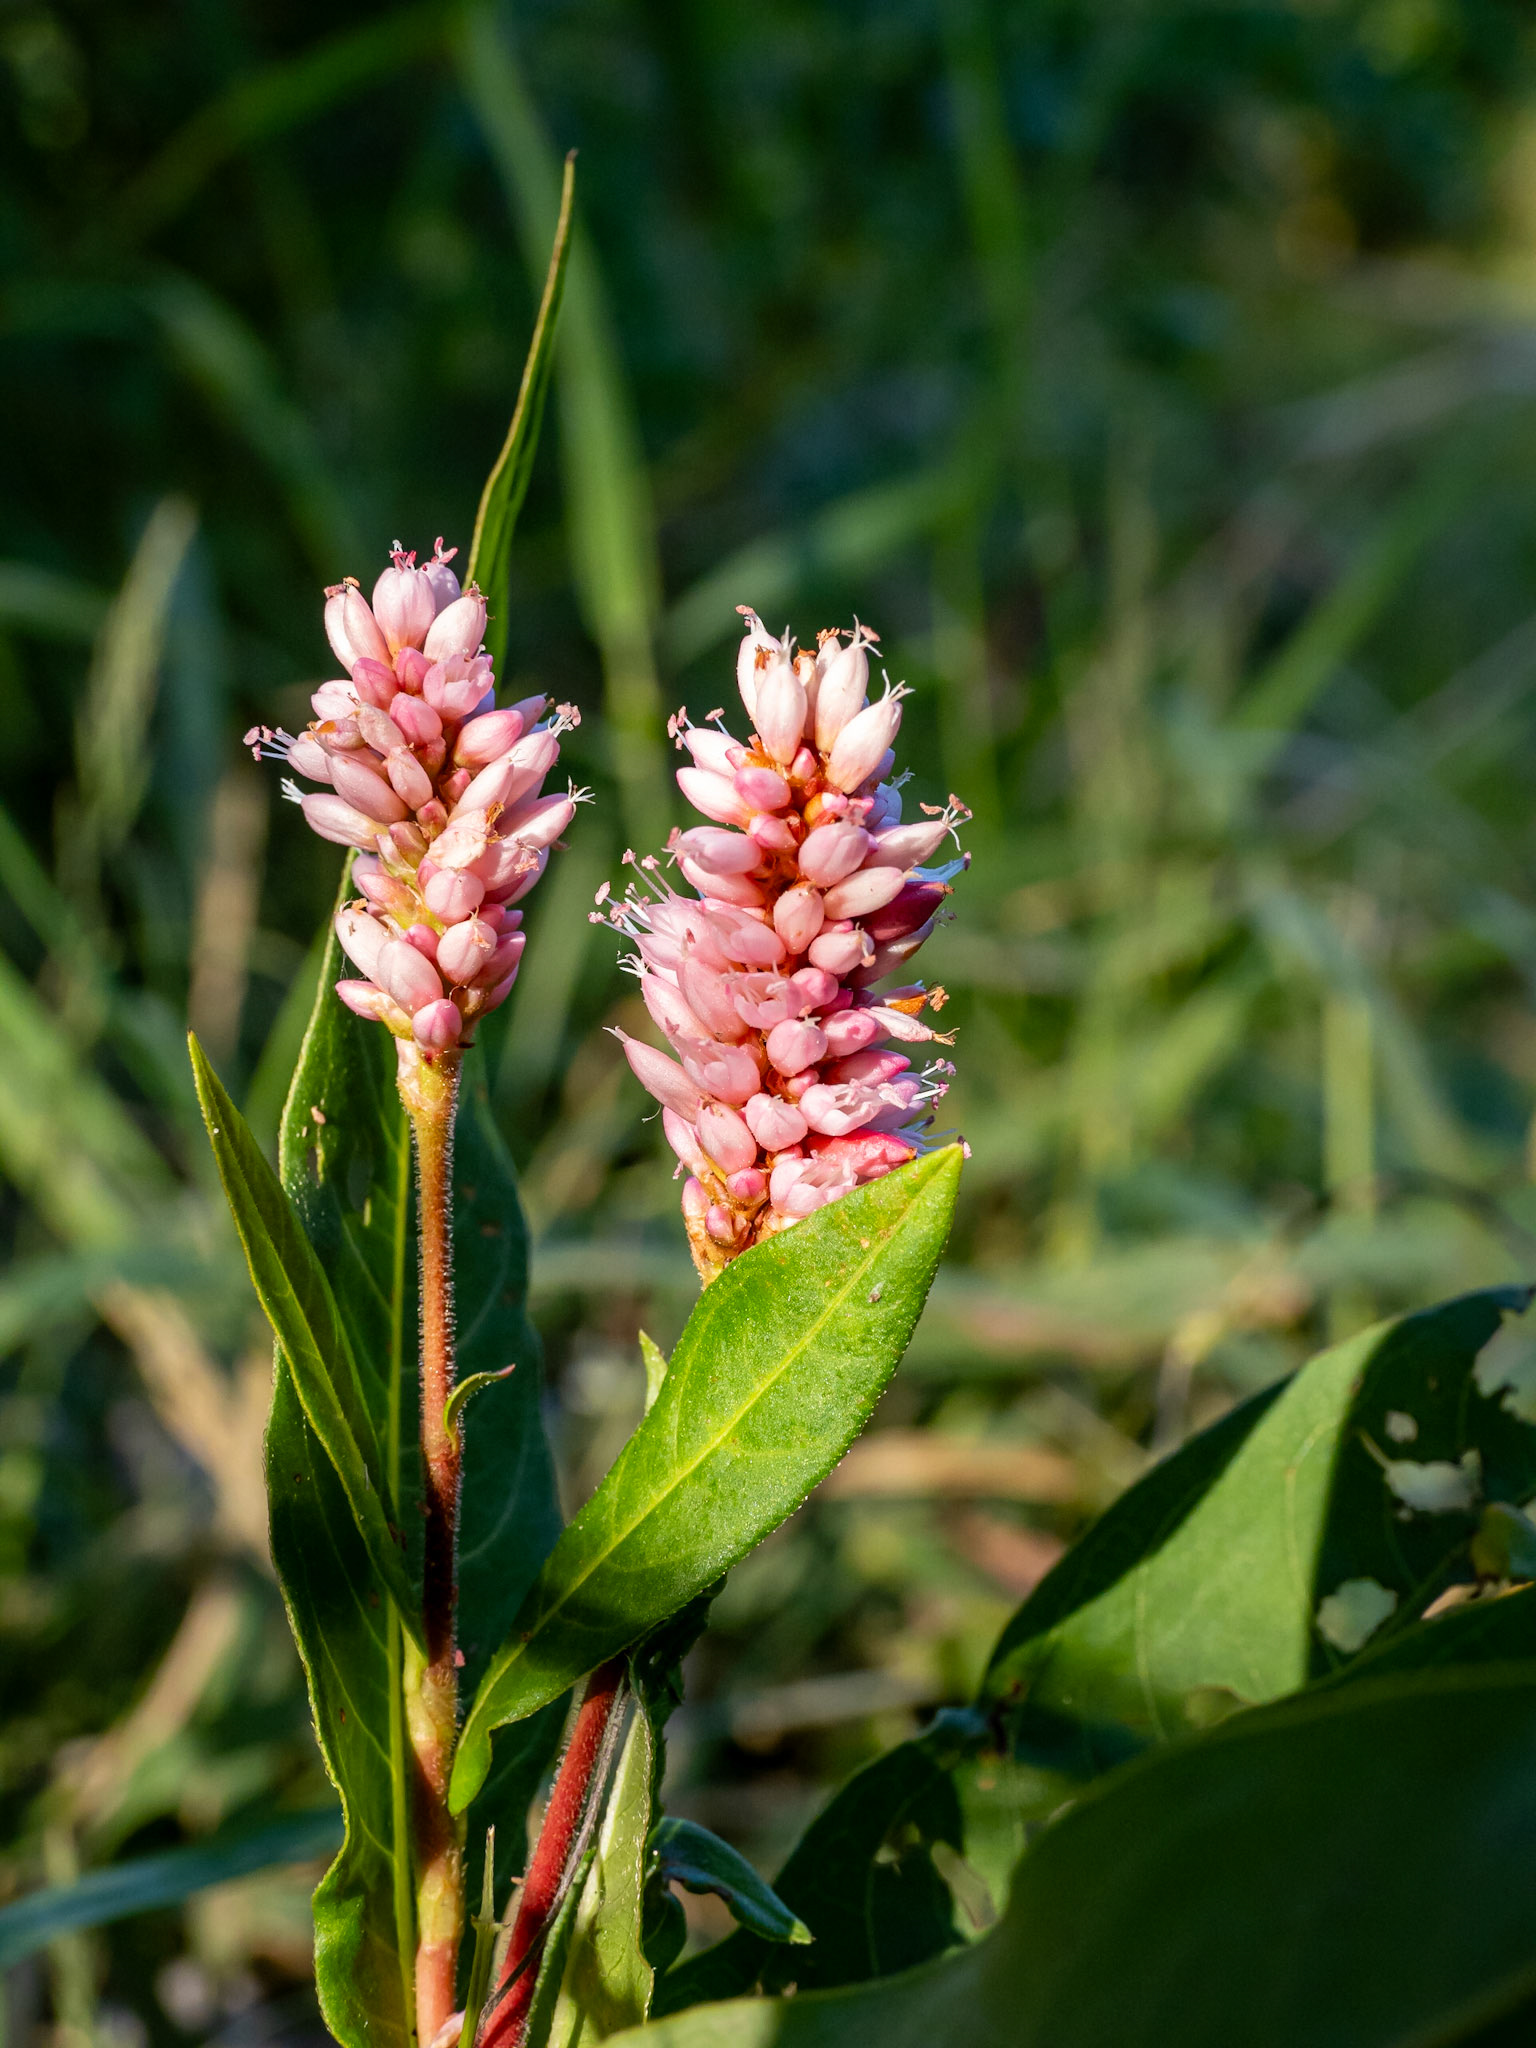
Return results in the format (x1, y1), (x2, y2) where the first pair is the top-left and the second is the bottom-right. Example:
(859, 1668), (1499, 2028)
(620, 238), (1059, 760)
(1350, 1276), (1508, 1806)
(398, 1043), (465, 2048)
(479, 1660), (628, 2048)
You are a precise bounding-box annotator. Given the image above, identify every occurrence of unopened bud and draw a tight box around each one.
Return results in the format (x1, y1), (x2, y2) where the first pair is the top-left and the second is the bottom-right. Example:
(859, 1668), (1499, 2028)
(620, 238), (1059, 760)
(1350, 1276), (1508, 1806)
(325, 584), (391, 673)
(753, 651), (807, 766)
(412, 998), (463, 1051)
(826, 687), (907, 793)
(423, 588), (488, 663)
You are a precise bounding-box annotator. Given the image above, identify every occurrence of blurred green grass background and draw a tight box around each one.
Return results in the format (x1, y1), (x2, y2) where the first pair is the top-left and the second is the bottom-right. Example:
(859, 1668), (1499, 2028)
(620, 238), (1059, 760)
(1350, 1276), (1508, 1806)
(9, 0), (1536, 2036)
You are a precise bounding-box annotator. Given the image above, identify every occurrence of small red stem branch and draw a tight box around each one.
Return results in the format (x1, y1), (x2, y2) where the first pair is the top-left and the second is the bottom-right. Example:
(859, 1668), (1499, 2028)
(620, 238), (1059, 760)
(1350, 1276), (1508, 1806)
(399, 1044), (465, 2048)
(479, 1660), (628, 2048)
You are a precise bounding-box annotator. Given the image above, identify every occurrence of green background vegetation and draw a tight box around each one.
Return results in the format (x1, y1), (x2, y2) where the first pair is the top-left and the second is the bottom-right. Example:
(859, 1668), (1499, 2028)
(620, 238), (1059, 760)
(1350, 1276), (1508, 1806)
(8, 0), (1536, 2037)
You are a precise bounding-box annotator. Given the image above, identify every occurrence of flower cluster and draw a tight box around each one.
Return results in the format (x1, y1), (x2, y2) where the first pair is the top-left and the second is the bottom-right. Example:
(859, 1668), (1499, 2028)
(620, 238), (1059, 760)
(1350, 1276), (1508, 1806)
(598, 608), (968, 1280)
(248, 542), (584, 1058)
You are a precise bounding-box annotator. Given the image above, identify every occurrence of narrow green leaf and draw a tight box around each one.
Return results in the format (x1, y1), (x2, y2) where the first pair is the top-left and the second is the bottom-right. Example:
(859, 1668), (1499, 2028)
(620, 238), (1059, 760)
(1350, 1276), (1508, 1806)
(540, 1708), (655, 2047)
(459, 1829), (501, 2048)
(638, 1331), (667, 1416)
(467, 152), (575, 676)
(648, 1821), (809, 1946)
(981, 1288), (1529, 1746)
(452, 1147), (962, 1811)
(190, 1030), (421, 1644)
(446, 1365), (519, 1439)
(619, 1668), (1536, 2048)
(0, 1807), (341, 1969)
(653, 1739), (960, 2017)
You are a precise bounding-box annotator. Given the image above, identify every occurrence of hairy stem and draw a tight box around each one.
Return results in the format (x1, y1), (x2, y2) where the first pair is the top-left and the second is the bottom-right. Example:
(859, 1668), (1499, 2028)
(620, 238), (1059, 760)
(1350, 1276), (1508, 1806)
(398, 1042), (465, 2048)
(479, 1660), (629, 2048)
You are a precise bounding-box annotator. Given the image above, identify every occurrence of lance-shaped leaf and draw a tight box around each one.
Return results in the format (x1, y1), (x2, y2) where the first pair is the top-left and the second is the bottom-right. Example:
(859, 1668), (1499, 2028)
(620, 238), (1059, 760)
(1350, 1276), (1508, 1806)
(979, 1288), (1532, 1746)
(467, 151), (576, 676)
(452, 1146), (963, 1811)
(190, 1031), (420, 1642)
(615, 1666), (1536, 2048)
(649, 1821), (810, 1947)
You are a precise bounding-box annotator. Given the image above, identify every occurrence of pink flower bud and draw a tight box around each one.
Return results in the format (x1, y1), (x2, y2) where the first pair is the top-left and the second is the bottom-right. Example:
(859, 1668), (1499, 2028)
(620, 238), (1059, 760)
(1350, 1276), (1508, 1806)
(749, 813), (799, 853)
(808, 923), (876, 975)
(505, 791), (578, 850)
(412, 998), (463, 1050)
(861, 924), (937, 982)
(394, 647), (431, 693)
(868, 817), (954, 868)
(378, 938), (444, 1014)
(673, 827), (761, 876)
(475, 931), (525, 988)
(301, 793), (384, 849)
(386, 748), (434, 809)
(287, 736), (333, 783)
(422, 866), (485, 921)
(680, 724), (739, 776)
(616, 1032), (702, 1118)
(436, 916), (497, 984)
(355, 704), (407, 754)
(351, 657), (399, 710)
(736, 610), (779, 720)
(325, 584), (390, 672)
(725, 1167), (767, 1203)
(486, 844), (547, 902)
(753, 651), (807, 766)
(508, 694), (548, 727)
(813, 636), (870, 752)
(810, 1130), (918, 1179)
(336, 979), (398, 1022)
(864, 879), (949, 943)
(826, 687), (907, 793)
(389, 821), (428, 859)
(441, 770), (472, 806)
(698, 1099), (757, 1175)
(405, 924), (439, 961)
(766, 1017), (827, 1076)
(679, 856), (764, 909)
(456, 729), (560, 817)
(681, 1041), (761, 1106)
(433, 807), (493, 872)
(663, 1108), (709, 1176)
(329, 754), (409, 824)
(677, 767), (752, 827)
(356, 868), (415, 919)
(734, 764), (791, 812)
(711, 917), (787, 968)
(642, 973), (711, 1048)
(788, 745), (818, 783)
(424, 666), (491, 721)
(821, 1008), (883, 1057)
(423, 588), (487, 662)
(744, 1092), (810, 1151)
(822, 866), (906, 920)
(389, 694), (442, 747)
(706, 1201), (741, 1246)
(827, 1048), (910, 1086)
(453, 707), (526, 768)
(336, 903), (388, 979)
(372, 559), (438, 652)
(312, 680), (358, 720)
(683, 1175), (710, 1230)
(798, 1081), (881, 1137)
(797, 821), (870, 887)
(772, 884), (825, 954)
(678, 953), (749, 1042)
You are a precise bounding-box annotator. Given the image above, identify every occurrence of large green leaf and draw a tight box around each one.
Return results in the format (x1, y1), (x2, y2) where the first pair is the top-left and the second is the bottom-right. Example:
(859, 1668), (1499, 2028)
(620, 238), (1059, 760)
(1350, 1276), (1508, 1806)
(268, 906), (562, 2043)
(980, 1289), (1530, 1745)
(191, 1031), (420, 1639)
(466, 151), (575, 677)
(653, 1736), (961, 2017)
(452, 1147), (963, 1810)
(614, 1666), (1536, 2048)
(0, 1807), (342, 1968)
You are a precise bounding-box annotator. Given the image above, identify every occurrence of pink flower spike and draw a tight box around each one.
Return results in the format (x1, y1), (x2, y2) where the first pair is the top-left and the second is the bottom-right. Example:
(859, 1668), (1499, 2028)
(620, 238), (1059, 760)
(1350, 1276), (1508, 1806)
(412, 999), (463, 1051)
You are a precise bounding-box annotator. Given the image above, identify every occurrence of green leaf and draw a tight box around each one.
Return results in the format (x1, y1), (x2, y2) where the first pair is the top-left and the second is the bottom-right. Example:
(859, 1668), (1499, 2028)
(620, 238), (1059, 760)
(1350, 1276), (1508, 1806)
(452, 1147), (963, 1811)
(537, 1707), (656, 2048)
(652, 1738), (961, 2017)
(617, 1667), (1536, 2048)
(445, 1365), (518, 1438)
(648, 1821), (809, 1947)
(467, 151), (576, 677)
(190, 1030), (420, 1642)
(0, 1807), (341, 1968)
(980, 1288), (1529, 1746)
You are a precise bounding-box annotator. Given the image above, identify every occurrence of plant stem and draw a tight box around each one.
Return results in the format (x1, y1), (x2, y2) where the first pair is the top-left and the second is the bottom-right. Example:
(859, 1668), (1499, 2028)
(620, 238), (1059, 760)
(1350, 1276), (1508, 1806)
(479, 1660), (628, 2048)
(398, 1041), (465, 2048)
